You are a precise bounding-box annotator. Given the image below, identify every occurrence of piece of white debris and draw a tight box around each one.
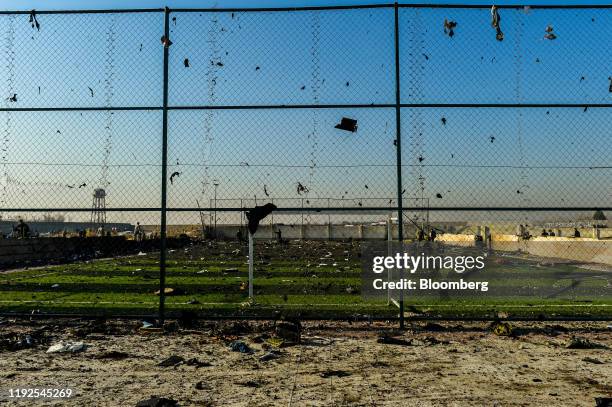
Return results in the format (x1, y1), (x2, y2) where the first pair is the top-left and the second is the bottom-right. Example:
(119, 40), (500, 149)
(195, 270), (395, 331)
(46, 341), (86, 354)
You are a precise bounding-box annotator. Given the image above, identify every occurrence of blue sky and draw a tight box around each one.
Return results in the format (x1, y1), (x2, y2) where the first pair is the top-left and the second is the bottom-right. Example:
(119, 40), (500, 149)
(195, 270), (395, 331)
(2, 1), (612, 9)
(0, 1), (609, 224)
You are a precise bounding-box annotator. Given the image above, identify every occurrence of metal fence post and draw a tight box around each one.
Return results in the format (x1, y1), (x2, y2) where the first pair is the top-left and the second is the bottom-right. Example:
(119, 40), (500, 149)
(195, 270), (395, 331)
(248, 232), (254, 298)
(393, 2), (405, 329)
(301, 198), (304, 240)
(158, 7), (171, 326)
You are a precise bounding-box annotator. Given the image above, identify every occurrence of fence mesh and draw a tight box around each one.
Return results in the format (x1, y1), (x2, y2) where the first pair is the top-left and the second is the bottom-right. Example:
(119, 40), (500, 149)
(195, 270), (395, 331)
(0, 5), (610, 321)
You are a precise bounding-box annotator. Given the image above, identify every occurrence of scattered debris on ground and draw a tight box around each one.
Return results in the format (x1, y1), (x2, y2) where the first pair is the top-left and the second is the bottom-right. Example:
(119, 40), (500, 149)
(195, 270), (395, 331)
(0, 320), (609, 405)
(296, 182), (309, 195)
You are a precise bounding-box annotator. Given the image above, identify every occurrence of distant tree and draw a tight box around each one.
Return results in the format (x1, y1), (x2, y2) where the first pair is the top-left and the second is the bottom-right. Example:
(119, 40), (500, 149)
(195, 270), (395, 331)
(593, 210), (607, 221)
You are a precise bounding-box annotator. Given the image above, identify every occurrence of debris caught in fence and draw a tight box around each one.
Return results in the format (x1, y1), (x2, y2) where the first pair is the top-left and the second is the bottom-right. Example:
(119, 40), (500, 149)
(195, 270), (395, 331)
(246, 203), (276, 234)
(29, 10), (40, 31)
(491, 6), (504, 41)
(297, 182), (309, 195)
(334, 117), (358, 132)
(544, 25), (557, 40)
(160, 36), (172, 48)
(443, 19), (457, 37)
(183, 58), (189, 67)
(169, 171), (181, 184)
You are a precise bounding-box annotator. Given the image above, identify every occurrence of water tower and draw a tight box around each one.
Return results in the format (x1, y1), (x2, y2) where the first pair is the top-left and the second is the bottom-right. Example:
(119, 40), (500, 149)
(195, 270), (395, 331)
(91, 188), (107, 228)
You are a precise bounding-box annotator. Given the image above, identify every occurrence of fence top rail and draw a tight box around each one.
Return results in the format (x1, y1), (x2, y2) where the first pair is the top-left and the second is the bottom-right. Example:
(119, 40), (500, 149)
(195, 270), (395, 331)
(0, 104), (611, 113)
(0, 4), (610, 15)
(2, 207), (611, 213)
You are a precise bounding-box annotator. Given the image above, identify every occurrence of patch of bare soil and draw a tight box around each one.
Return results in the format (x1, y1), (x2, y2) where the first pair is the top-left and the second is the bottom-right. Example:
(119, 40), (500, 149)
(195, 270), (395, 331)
(0, 319), (610, 406)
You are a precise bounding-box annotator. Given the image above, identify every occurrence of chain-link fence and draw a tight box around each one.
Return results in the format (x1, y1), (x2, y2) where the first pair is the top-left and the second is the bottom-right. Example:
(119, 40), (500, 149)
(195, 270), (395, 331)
(0, 5), (610, 323)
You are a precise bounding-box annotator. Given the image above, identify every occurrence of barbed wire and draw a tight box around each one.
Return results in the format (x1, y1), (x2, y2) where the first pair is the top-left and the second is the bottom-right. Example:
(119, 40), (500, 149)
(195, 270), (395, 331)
(99, 15), (116, 190)
(0, 15), (15, 215)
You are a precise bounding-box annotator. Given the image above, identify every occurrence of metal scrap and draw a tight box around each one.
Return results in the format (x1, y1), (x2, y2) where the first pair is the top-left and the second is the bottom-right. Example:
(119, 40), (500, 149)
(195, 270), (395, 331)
(544, 25), (557, 40)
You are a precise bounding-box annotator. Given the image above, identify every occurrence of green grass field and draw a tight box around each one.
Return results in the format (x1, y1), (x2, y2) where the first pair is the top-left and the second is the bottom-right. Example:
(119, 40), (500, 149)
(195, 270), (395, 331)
(0, 240), (610, 319)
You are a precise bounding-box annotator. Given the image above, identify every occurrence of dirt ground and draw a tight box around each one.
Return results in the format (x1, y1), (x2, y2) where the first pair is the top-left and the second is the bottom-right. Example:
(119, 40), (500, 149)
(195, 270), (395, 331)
(0, 319), (610, 406)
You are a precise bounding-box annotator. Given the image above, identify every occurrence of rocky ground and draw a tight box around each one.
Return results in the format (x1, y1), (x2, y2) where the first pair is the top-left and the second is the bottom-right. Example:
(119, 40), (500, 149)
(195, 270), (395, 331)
(0, 318), (610, 406)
